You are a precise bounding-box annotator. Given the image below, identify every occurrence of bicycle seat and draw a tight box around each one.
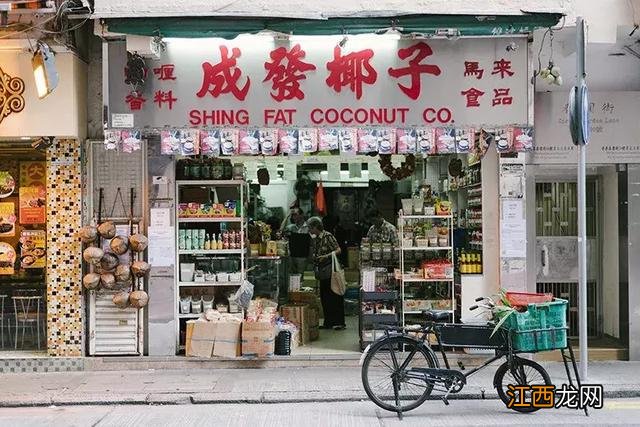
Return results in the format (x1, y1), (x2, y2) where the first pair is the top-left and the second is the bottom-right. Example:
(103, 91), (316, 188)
(423, 310), (451, 322)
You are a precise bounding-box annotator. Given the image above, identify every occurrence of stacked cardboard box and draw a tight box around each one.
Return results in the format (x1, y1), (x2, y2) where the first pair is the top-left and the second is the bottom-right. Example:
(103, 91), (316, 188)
(241, 321), (276, 357)
(185, 319), (242, 358)
(281, 304), (319, 345)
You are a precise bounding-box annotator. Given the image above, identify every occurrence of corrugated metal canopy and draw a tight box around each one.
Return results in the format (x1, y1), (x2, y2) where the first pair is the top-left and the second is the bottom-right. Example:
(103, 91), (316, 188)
(93, 0), (569, 19)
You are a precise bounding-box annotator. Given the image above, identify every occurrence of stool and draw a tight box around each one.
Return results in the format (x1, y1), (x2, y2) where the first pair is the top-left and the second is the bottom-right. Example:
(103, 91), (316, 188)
(12, 295), (42, 350)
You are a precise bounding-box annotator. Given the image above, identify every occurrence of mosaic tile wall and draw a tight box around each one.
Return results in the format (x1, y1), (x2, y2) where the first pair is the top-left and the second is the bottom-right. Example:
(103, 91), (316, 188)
(46, 139), (83, 357)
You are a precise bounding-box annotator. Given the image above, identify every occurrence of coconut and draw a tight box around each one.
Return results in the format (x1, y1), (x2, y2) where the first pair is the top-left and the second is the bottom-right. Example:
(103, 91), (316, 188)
(129, 290), (149, 309)
(109, 235), (129, 255)
(114, 264), (131, 282)
(100, 252), (120, 272)
(82, 273), (101, 290)
(112, 291), (131, 309)
(115, 279), (132, 291)
(83, 246), (104, 265)
(100, 272), (117, 290)
(79, 226), (98, 244)
(128, 234), (148, 252)
(97, 221), (116, 239)
(131, 260), (151, 277)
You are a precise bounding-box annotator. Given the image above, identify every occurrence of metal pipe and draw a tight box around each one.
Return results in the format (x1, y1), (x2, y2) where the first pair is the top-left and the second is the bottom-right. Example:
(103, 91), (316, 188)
(576, 16), (588, 380)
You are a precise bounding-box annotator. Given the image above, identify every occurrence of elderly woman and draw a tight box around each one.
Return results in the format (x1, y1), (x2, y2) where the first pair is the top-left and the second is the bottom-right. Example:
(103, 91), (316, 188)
(308, 216), (345, 330)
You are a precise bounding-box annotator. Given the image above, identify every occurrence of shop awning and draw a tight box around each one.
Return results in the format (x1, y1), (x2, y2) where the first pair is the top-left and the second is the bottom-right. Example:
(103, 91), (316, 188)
(95, 0), (565, 38)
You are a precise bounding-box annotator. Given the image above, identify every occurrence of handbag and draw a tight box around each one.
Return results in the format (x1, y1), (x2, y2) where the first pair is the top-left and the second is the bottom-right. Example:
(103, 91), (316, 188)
(314, 259), (332, 280)
(330, 252), (346, 296)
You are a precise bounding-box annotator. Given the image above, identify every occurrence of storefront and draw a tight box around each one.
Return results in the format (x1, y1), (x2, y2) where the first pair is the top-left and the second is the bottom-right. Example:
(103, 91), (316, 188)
(93, 10), (562, 357)
(0, 44), (87, 357)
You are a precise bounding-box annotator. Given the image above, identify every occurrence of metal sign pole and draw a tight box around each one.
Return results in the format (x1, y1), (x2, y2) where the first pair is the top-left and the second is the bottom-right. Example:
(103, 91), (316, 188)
(576, 16), (589, 380)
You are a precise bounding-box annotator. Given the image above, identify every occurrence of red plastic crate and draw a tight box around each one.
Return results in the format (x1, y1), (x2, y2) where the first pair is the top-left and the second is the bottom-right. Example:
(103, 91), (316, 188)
(505, 291), (553, 308)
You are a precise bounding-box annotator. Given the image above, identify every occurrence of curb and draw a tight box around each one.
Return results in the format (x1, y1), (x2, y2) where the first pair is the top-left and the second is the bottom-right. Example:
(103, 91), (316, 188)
(0, 389), (637, 408)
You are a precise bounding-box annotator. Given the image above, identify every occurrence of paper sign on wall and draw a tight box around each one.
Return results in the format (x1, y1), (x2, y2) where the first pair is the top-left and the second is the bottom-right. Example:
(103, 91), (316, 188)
(20, 230), (46, 269)
(0, 202), (16, 236)
(19, 186), (46, 224)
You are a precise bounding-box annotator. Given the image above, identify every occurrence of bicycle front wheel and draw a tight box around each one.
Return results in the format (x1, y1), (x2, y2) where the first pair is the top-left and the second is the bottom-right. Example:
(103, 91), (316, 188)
(361, 335), (438, 413)
(494, 357), (552, 413)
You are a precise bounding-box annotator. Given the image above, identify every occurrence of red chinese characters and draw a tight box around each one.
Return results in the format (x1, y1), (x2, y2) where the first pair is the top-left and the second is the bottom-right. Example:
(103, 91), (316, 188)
(492, 88), (513, 106)
(492, 58), (514, 79)
(461, 88), (485, 107)
(263, 44), (316, 102)
(153, 64), (176, 81)
(154, 90), (177, 109)
(388, 42), (441, 100)
(125, 91), (146, 111)
(463, 61), (484, 79)
(197, 46), (250, 101)
(326, 46), (377, 100)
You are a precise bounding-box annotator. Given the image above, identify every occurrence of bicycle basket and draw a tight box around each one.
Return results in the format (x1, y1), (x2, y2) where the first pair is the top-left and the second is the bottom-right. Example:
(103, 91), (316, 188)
(505, 291), (553, 309)
(499, 298), (568, 352)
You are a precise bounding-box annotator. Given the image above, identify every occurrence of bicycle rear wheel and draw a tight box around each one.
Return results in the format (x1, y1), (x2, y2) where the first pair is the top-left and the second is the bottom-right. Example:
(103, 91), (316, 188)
(494, 357), (552, 413)
(361, 335), (438, 413)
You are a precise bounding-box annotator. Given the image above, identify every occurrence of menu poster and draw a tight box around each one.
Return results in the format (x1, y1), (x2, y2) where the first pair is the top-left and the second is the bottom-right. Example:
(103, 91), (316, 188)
(19, 186), (46, 224)
(20, 230), (46, 269)
(19, 161), (46, 187)
(0, 242), (16, 275)
(0, 171), (16, 198)
(0, 202), (16, 237)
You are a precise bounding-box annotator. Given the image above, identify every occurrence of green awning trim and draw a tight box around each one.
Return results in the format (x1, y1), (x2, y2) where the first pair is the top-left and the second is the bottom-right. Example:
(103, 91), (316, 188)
(105, 14), (563, 39)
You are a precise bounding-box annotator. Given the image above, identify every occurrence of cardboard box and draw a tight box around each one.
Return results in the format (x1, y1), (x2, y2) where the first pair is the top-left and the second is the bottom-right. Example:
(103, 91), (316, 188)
(281, 304), (315, 345)
(242, 321), (275, 357)
(307, 307), (319, 341)
(212, 321), (242, 358)
(288, 291), (322, 315)
(186, 321), (217, 358)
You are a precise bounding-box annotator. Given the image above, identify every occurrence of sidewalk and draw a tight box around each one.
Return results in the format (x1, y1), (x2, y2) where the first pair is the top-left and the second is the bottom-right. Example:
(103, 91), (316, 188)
(1, 361), (638, 407)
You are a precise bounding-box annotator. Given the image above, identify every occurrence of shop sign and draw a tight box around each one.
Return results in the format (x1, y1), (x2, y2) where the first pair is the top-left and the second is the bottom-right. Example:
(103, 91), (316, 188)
(0, 201), (16, 236)
(19, 186), (46, 224)
(532, 92), (640, 164)
(19, 161), (46, 187)
(19, 230), (46, 269)
(107, 36), (528, 128)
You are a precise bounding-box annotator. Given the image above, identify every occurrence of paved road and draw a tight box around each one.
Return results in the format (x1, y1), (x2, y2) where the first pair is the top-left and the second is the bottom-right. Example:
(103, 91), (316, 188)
(0, 399), (636, 426)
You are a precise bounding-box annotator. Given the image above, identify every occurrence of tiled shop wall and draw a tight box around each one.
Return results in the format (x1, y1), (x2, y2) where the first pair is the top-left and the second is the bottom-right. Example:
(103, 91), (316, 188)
(46, 139), (83, 357)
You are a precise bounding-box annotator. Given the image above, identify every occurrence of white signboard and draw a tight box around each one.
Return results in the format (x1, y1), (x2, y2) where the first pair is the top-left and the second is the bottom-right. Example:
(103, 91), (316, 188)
(532, 91), (640, 164)
(107, 35), (528, 128)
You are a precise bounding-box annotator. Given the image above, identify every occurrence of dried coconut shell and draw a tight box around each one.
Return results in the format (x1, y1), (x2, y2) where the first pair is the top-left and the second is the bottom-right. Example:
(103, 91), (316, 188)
(129, 290), (149, 309)
(100, 252), (120, 272)
(128, 234), (148, 252)
(83, 247), (104, 265)
(109, 235), (129, 255)
(97, 221), (116, 239)
(100, 272), (117, 290)
(79, 226), (98, 244)
(131, 260), (150, 277)
(82, 273), (101, 290)
(113, 291), (130, 309)
(115, 264), (132, 282)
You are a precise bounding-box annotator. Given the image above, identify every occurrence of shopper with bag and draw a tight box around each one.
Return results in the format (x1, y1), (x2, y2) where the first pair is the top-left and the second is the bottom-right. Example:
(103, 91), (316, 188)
(308, 216), (345, 330)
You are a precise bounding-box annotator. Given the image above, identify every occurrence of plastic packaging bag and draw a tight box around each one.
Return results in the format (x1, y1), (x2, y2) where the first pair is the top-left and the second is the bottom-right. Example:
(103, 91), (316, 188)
(230, 280), (254, 310)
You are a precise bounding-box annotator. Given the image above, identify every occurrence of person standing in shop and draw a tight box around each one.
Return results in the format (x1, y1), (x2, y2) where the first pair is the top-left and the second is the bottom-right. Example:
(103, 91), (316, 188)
(282, 207), (310, 275)
(366, 209), (399, 246)
(308, 216), (345, 330)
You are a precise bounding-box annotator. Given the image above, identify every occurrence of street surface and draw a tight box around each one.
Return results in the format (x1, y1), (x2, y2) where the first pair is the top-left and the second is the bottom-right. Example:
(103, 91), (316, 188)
(0, 399), (635, 426)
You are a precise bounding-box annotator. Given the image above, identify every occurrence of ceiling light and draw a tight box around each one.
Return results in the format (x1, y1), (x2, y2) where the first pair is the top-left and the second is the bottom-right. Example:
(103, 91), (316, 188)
(32, 41), (58, 99)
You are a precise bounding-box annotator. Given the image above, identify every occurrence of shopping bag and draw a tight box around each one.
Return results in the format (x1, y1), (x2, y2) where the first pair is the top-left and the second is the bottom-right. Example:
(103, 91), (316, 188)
(330, 252), (346, 296)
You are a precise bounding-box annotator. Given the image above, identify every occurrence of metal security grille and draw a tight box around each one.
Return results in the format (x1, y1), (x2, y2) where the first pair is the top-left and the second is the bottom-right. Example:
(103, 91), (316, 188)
(536, 281), (598, 338)
(90, 290), (140, 355)
(535, 182), (597, 238)
(91, 141), (144, 220)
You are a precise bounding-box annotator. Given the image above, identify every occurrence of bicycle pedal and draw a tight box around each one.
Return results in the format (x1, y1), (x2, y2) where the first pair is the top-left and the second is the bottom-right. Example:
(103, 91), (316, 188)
(457, 360), (465, 370)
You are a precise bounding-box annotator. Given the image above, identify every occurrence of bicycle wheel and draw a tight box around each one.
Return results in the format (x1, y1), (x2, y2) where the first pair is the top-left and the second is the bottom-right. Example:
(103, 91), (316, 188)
(362, 335), (438, 413)
(494, 357), (552, 413)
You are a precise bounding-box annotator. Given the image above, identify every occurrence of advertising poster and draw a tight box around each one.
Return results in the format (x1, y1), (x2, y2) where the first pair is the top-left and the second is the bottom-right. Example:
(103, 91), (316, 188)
(0, 202), (16, 236)
(19, 186), (46, 224)
(19, 161), (46, 187)
(20, 230), (46, 269)
(0, 242), (16, 275)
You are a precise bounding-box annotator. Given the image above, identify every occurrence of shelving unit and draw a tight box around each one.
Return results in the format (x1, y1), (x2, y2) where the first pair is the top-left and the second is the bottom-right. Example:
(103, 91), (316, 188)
(359, 289), (398, 350)
(174, 179), (247, 353)
(459, 160), (483, 275)
(398, 214), (455, 328)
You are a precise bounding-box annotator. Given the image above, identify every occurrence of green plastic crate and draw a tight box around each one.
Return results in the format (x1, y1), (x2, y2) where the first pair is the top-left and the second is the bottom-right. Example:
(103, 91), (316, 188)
(499, 298), (568, 352)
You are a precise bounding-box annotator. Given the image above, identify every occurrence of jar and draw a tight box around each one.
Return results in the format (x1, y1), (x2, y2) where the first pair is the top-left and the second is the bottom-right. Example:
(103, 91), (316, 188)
(201, 160), (211, 180)
(212, 158), (224, 179)
(190, 161), (202, 180)
(232, 163), (245, 180)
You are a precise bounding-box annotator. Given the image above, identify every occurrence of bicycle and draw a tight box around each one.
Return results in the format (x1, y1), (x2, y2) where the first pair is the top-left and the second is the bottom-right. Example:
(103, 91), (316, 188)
(360, 296), (586, 419)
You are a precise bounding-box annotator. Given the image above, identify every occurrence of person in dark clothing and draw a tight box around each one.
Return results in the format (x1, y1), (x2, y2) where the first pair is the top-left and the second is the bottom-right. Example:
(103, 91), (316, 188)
(308, 216), (345, 330)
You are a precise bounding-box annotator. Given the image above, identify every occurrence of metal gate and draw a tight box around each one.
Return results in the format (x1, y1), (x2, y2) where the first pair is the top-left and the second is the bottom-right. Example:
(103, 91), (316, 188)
(535, 181), (601, 338)
(86, 141), (146, 355)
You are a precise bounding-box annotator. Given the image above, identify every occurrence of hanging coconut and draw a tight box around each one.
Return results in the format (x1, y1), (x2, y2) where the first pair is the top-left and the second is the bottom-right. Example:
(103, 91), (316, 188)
(131, 260), (151, 278)
(128, 233), (148, 252)
(114, 264), (132, 282)
(97, 221), (116, 239)
(82, 273), (101, 290)
(79, 226), (98, 244)
(109, 235), (129, 255)
(100, 252), (120, 272)
(112, 291), (131, 309)
(115, 279), (132, 291)
(83, 246), (104, 266)
(129, 290), (149, 309)
(100, 272), (117, 290)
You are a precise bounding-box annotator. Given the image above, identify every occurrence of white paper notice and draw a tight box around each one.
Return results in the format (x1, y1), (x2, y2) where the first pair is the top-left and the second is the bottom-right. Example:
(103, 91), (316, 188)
(502, 200), (523, 222)
(500, 222), (526, 258)
(150, 208), (171, 228)
(148, 226), (175, 267)
(111, 113), (134, 128)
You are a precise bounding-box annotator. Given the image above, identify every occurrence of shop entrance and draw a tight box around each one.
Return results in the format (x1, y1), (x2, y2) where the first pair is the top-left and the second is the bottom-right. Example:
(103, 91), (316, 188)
(534, 180), (601, 338)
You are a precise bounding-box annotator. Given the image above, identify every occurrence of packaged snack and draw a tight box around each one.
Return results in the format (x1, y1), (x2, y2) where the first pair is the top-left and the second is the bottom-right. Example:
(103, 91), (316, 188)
(220, 129), (239, 156)
(104, 130), (122, 151)
(260, 129), (278, 155)
(318, 128), (339, 152)
(179, 129), (199, 156)
(298, 128), (318, 153)
(513, 127), (534, 152)
(455, 128), (475, 154)
(278, 129), (299, 154)
(416, 128), (436, 155)
(120, 130), (142, 154)
(161, 130), (181, 155)
(435, 128), (456, 154)
(377, 128), (396, 154)
(224, 200), (237, 217)
(495, 127), (514, 153)
(239, 129), (260, 155)
(200, 129), (221, 156)
(357, 128), (378, 154)
(339, 128), (357, 155)
(396, 129), (416, 154)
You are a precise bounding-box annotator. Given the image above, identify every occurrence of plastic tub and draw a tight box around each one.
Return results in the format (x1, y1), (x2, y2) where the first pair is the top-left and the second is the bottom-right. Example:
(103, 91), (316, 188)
(500, 298), (568, 352)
